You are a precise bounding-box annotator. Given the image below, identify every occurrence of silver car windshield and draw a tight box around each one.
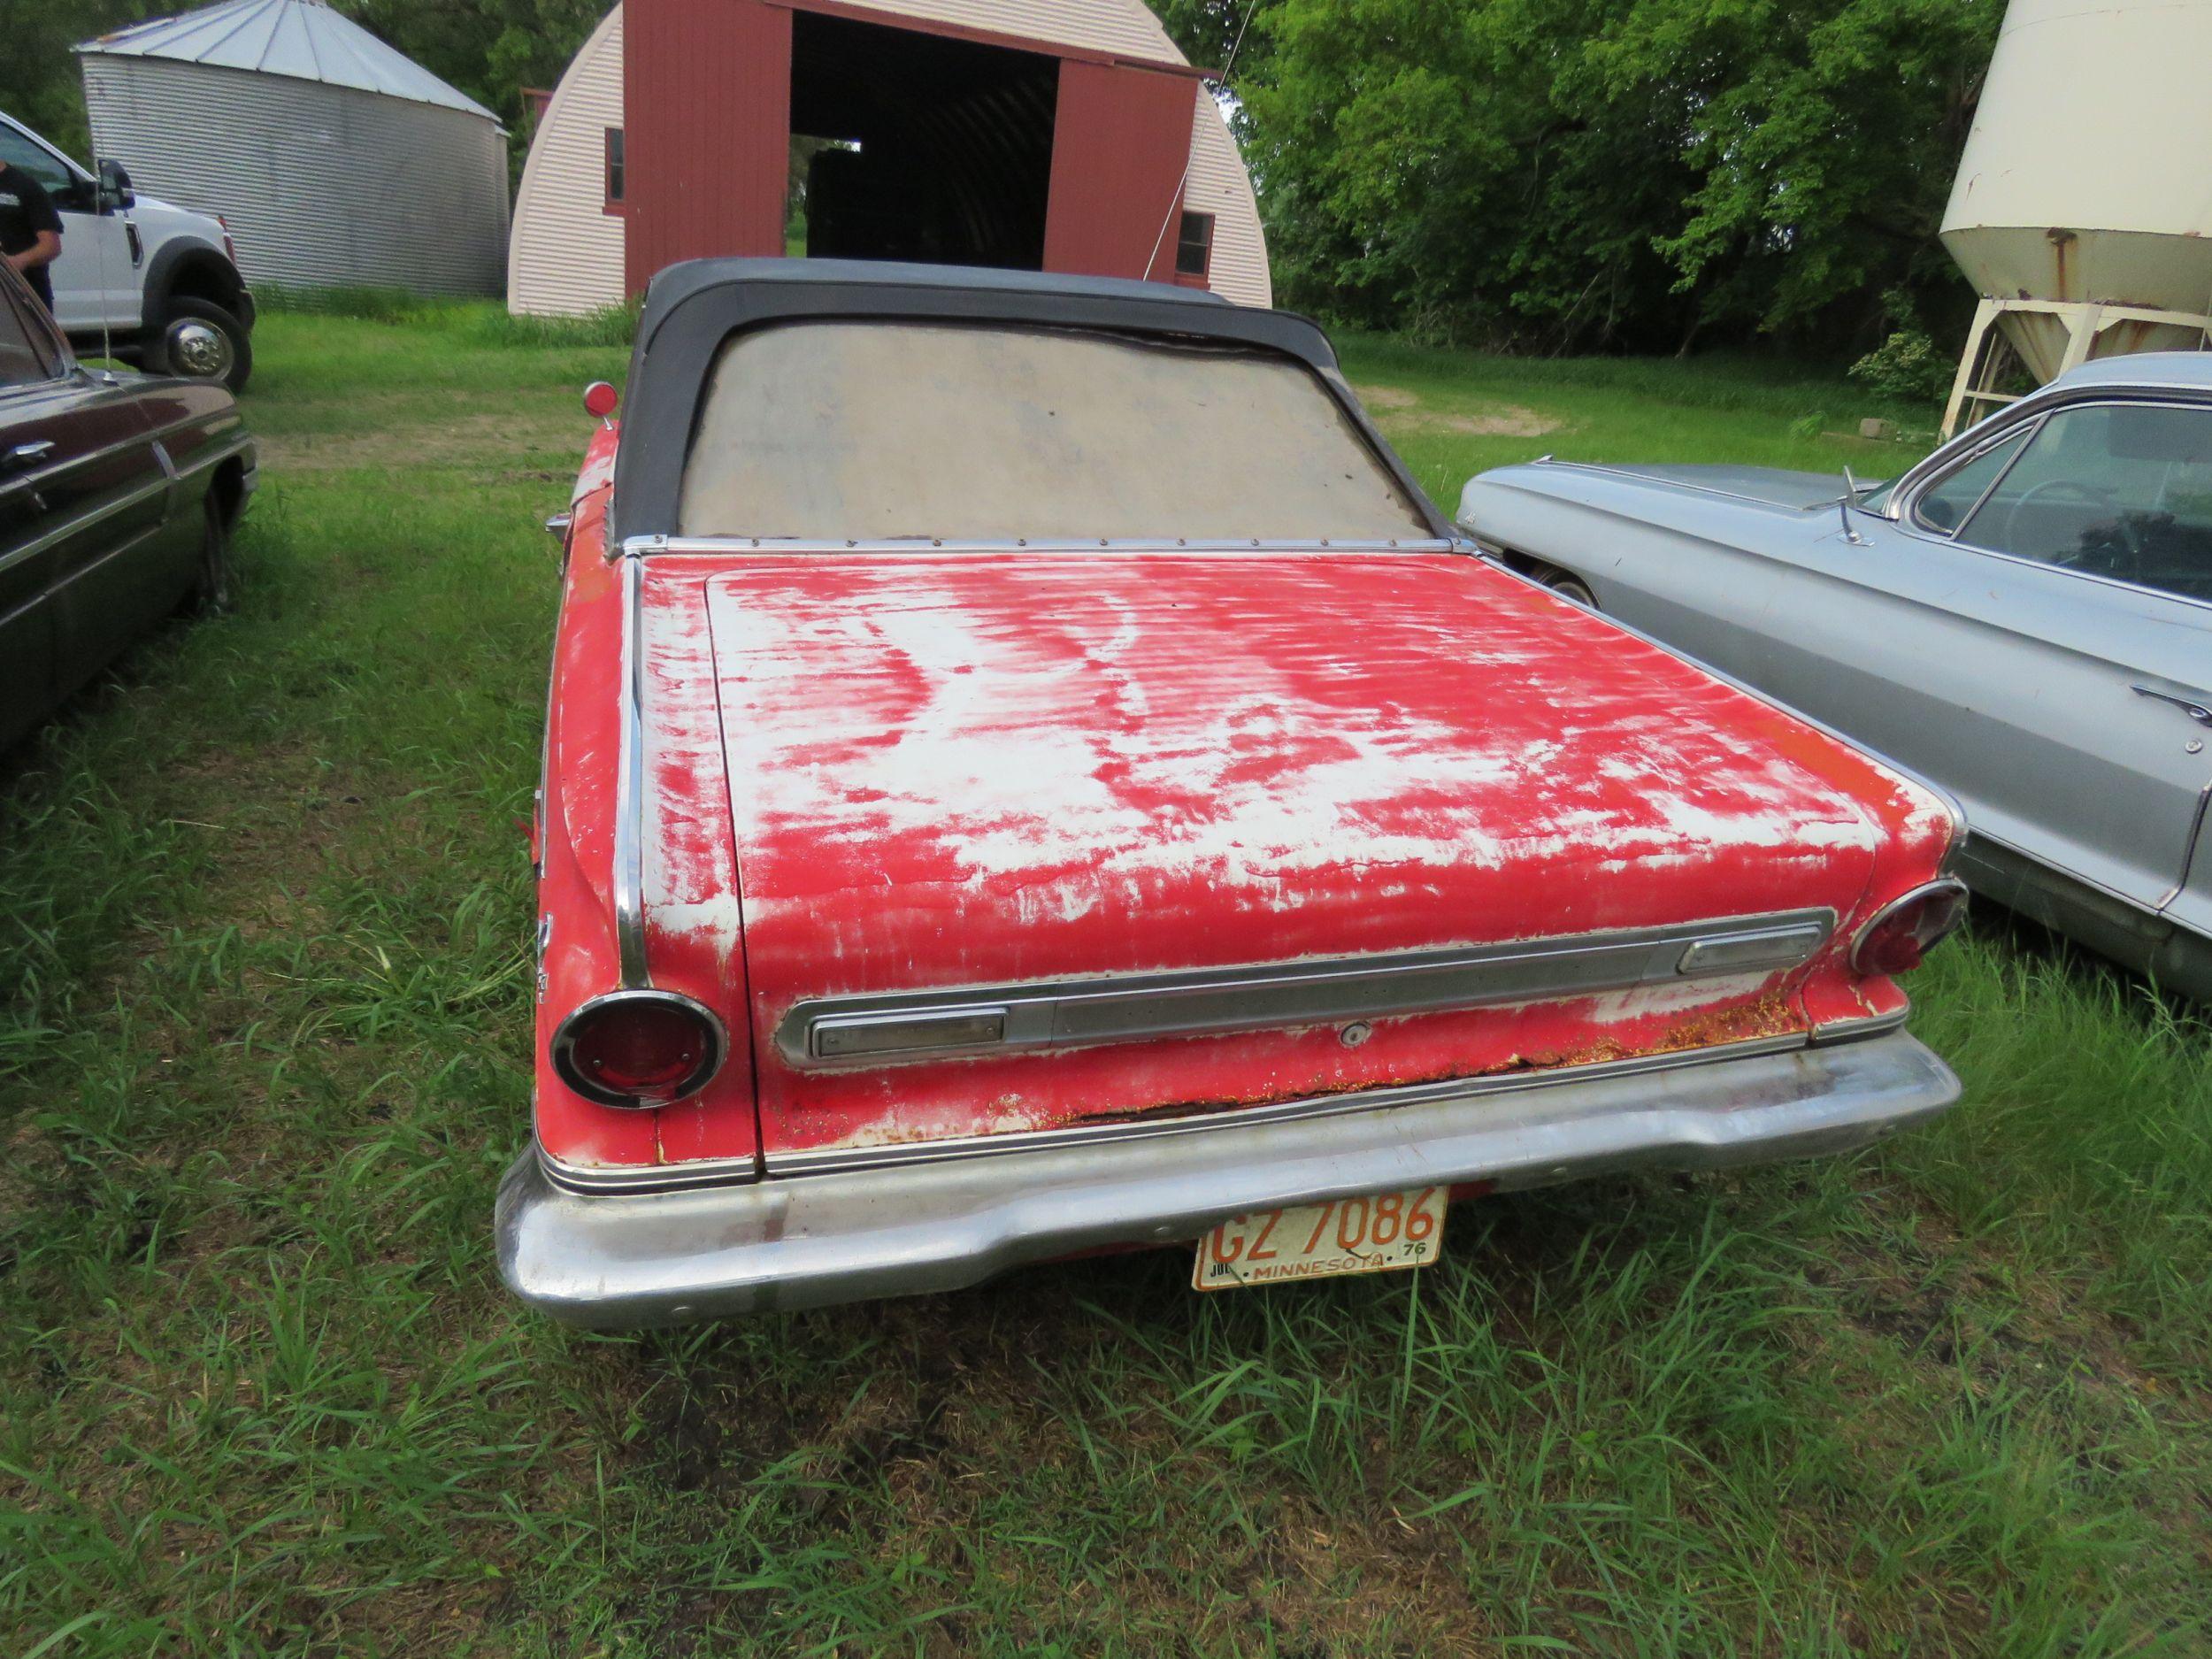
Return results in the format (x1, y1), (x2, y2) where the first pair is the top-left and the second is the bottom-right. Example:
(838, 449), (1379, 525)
(675, 320), (1434, 544)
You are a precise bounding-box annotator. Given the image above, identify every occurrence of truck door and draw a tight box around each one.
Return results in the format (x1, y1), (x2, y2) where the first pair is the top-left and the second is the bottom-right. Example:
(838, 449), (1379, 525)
(0, 119), (137, 338)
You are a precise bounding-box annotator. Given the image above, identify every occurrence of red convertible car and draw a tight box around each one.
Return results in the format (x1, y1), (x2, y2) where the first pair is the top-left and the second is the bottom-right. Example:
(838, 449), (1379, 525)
(499, 260), (1967, 1327)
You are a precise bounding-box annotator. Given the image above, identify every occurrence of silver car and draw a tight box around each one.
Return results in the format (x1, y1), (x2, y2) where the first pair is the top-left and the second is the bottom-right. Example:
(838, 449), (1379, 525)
(1455, 352), (2212, 1001)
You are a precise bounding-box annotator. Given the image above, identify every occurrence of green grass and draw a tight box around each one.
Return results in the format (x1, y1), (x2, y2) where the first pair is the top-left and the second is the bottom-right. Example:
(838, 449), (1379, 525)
(1, 301), (2207, 1657)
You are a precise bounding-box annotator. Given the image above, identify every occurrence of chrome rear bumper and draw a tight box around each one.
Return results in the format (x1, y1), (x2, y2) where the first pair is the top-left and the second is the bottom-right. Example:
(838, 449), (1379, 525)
(496, 1028), (1957, 1328)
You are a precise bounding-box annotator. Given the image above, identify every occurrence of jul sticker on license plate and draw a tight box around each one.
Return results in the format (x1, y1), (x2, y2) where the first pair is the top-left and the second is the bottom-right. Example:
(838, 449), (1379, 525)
(1193, 1187), (1448, 1292)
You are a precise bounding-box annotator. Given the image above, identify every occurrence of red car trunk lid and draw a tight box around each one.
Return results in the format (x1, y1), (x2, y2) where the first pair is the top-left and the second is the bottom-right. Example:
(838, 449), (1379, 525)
(692, 549), (1890, 1160)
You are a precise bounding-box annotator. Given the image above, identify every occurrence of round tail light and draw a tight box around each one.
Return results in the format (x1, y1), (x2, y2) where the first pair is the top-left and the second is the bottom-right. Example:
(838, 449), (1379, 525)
(552, 990), (726, 1110)
(1850, 879), (1970, 978)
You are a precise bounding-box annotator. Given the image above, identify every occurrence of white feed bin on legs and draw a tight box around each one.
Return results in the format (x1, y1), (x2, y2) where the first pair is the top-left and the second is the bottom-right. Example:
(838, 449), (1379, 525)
(1939, 0), (2212, 435)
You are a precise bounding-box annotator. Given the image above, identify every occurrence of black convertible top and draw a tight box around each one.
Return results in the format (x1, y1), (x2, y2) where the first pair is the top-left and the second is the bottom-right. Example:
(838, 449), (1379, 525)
(610, 257), (1447, 541)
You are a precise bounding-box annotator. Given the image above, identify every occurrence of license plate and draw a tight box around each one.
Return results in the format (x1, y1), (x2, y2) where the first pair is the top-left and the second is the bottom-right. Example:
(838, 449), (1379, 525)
(1193, 1186), (1448, 1292)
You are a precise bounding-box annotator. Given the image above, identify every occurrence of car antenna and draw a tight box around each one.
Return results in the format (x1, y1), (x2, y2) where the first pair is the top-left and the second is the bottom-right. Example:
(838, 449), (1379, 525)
(92, 157), (116, 382)
(1839, 465), (1867, 546)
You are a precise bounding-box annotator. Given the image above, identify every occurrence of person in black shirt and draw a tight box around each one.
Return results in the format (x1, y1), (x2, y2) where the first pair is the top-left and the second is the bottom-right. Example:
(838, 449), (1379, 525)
(0, 162), (65, 317)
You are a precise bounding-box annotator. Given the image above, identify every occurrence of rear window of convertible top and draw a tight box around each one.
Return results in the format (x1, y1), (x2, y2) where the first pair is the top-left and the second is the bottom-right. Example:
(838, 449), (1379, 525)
(674, 320), (1435, 544)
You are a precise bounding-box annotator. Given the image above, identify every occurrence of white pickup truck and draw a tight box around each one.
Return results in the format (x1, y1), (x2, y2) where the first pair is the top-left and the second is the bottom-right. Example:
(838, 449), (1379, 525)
(2, 108), (255, 390)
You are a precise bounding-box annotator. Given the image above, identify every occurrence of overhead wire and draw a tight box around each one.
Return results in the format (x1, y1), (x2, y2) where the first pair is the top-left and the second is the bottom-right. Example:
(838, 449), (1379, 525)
(1142, 0), (1265, 282)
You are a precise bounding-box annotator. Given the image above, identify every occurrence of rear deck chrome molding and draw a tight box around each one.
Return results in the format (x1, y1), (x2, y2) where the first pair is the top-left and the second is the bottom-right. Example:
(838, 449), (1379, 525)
(621, 534), (1463, 558)
(499, 1027), (1960, 1325)
(777, 911), (1833, 1069)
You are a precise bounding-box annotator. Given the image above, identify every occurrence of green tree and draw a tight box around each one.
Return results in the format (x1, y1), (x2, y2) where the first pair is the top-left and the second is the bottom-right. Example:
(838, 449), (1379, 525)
(5, 0), (2000, 355)
(1149, 0), (1276, 75)
(1234, 0), (2001, 354)
(337, 0), (603, 133)
(0, 0), (173, 162)
(0, 0), (602, 174)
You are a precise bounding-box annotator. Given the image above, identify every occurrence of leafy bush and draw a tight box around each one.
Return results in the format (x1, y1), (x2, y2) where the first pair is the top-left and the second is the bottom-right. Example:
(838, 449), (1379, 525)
(1849, 328), (1955, 407)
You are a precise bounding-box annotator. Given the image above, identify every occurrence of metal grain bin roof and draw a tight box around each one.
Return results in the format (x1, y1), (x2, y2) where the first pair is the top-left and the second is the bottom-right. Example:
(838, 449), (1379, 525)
(78, 0), (498, 122)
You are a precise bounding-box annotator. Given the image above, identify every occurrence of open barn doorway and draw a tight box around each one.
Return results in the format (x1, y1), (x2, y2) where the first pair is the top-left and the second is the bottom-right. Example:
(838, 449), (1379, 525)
(787, 9), (1059, 270)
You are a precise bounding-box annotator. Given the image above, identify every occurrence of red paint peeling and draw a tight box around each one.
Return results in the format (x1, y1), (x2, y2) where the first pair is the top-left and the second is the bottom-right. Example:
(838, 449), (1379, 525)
(531, 454), (1955, 1178)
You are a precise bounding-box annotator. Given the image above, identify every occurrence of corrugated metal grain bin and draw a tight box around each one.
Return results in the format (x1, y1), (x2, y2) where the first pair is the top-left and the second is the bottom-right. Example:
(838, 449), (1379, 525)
(77, 0), (510, 297)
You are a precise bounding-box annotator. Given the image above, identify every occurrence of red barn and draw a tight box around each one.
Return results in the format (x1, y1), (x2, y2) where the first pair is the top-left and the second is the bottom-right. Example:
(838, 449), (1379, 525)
(507, 0), (1271, 314)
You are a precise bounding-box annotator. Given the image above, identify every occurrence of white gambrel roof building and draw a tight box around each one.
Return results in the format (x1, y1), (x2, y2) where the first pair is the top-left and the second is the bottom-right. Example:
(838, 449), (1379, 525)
(79, 0), (510, 296)
(510, 0), (1271, 317)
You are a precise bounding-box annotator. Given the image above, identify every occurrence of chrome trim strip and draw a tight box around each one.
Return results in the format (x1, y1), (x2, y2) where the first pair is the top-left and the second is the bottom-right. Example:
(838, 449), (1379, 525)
(545, 1029), (1821, 1196)
(764, 1031), (1816, 1179)
(1515, 460), (1848, 514)
(540, 1143), (760, 1195)
(0, 470), (173, 580)
(622, 534), (1459, 558)
(0, 412), (150, 478)
(2156, 778), (2211, 912)
(169, 436), (254, 481)
(498, 1027), (1962, 1325)
(613, 549), (649, 987)
(1807, 1007), (1910, 1046)
(778, 911), (1835, 1068)
(1907, 418), (2041, 540)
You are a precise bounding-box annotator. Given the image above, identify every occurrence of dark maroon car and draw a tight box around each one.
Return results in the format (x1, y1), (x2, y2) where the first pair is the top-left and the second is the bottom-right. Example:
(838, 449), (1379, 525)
(0, 259), (255, 752)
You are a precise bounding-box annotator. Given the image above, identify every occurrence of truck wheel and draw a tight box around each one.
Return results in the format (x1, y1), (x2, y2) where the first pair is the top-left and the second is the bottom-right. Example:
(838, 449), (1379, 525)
(146, 298), (253, 392)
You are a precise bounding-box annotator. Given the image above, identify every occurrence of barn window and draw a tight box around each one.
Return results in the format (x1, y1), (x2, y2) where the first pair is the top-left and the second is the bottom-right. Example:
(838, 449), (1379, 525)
(603, 128), (626, 210)
(1174, 211), (1215, 282)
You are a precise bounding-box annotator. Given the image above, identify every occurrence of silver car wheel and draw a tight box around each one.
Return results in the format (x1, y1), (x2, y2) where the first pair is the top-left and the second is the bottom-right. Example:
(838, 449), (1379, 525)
(1547, 573), (1598, 609)
(165, 318), (234, 380)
